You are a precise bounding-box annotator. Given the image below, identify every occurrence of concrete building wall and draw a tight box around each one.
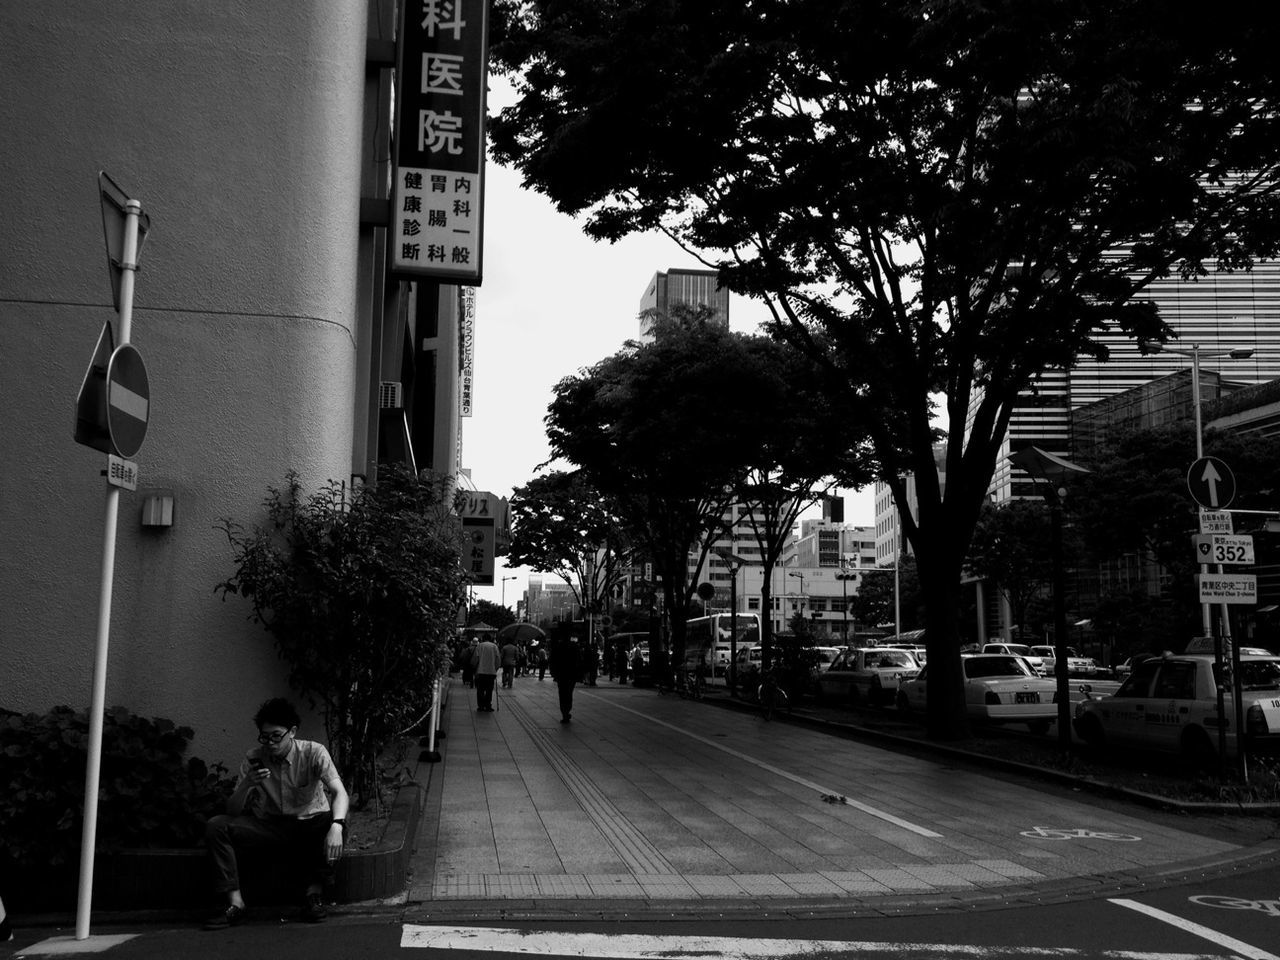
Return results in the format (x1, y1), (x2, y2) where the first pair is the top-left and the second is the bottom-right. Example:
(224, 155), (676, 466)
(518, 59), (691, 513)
(0, 2), (369, 764)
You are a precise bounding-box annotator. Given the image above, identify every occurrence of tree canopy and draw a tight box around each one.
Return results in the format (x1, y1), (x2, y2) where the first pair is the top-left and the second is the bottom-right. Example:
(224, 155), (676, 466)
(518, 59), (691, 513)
(490, 0), (1280, 738)
(965, 500), (1057, 640)
(507, 470), (628, 613)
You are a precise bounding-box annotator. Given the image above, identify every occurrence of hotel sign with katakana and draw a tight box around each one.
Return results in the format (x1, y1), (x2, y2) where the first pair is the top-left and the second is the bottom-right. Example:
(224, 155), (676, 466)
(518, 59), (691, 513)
(391, 0), (488, 284)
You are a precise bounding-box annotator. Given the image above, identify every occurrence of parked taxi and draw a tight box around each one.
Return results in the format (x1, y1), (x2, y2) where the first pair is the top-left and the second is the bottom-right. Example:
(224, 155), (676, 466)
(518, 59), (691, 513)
(815, 647), (919, 706)
(1073, 652), (1280, 764)
(895, 654), (1060, 734)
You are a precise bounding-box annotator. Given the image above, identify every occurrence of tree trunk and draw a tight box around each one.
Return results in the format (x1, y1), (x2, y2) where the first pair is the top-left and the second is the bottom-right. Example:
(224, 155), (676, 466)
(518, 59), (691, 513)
(918, 539), (971, 741)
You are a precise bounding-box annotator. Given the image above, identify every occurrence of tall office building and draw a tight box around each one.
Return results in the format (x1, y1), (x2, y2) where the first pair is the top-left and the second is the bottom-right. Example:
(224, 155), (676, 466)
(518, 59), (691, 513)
(994, 263), (1280, 501)
(638, 268), (730, 340)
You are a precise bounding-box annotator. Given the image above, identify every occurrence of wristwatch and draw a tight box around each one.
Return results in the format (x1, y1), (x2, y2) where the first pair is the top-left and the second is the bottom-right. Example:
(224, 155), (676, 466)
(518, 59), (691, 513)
(331, 818), (346, 835)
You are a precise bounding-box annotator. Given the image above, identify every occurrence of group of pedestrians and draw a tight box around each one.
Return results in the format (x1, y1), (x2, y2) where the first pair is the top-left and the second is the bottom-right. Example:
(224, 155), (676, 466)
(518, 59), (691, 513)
(463, 625), (584, 723)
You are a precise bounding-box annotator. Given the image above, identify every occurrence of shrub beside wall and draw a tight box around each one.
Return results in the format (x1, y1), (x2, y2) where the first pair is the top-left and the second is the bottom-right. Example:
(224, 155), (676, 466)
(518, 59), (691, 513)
(0, 705), (234, 906)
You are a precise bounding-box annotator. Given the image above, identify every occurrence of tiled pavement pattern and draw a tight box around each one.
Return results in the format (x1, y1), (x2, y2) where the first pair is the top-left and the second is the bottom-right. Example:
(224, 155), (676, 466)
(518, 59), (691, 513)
(407, 676), (1247, 906)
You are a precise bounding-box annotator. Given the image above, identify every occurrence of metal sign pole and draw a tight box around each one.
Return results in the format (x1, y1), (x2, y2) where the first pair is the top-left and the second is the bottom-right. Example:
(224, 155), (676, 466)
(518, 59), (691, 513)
(76, 199), (142, 941)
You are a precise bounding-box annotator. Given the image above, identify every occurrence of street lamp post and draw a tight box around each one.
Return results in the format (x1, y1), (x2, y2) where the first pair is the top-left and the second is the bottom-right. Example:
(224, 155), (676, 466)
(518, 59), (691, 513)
(501, 575), (517, 609)
(838, 561), (854, 642)
(1150, 342), (1253, 779)
(1008, 444), (1091, 753)
(716, 550), (750, 696)
(788, 572), (806, 630)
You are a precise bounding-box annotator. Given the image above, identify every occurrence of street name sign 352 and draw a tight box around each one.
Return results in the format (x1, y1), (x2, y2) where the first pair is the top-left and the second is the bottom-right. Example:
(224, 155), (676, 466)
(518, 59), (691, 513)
(1192, 534), (1254, 565)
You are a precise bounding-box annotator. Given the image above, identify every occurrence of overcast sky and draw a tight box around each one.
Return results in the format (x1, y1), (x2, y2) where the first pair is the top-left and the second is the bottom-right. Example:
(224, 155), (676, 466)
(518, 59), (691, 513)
(464, 85), (873, 610)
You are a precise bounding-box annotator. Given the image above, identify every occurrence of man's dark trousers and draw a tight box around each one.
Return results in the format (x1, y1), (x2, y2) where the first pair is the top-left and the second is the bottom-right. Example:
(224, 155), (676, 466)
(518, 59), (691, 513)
(557, 680), (576, 721)
(475, 673), (496, 709)
(205, 813), (334, 894)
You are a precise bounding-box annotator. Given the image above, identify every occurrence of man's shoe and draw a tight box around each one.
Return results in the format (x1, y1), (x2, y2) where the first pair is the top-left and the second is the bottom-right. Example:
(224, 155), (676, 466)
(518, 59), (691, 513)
(204, 904), (247, 930)
(301, 893), (327, 924)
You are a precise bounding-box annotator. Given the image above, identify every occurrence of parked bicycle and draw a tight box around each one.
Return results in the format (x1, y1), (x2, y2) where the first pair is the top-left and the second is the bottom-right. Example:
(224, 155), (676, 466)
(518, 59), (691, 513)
(757, 668), (789, 721)
(681, 668), (704, 700)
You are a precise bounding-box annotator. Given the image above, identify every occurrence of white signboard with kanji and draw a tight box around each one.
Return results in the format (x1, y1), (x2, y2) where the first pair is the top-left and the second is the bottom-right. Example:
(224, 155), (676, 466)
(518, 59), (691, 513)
(391, 0), (489, 284)
(1196, 573), (1257, 605)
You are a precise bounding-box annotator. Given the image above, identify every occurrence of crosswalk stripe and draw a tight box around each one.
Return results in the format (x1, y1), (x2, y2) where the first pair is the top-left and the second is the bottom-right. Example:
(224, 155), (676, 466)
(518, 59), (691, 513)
(1108, 899), (1280, 960)
(400, 925), (1235, 959)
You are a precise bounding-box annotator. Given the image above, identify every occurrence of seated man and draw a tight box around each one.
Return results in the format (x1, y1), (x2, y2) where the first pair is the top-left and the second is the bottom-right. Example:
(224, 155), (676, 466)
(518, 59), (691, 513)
(204, 698), (348, 929)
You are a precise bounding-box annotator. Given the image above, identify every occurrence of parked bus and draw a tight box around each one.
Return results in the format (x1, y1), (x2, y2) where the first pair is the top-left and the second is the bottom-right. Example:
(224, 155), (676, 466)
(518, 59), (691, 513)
(685, 613), (761, 678)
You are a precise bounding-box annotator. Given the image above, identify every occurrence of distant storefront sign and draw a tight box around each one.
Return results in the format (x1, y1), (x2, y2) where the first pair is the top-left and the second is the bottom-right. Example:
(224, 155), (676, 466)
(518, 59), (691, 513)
(391, 0), (489, 284)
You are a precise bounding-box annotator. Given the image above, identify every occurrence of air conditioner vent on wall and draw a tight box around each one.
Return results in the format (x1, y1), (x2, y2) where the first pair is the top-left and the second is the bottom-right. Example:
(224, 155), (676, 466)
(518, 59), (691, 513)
(379, 381), (403, 409)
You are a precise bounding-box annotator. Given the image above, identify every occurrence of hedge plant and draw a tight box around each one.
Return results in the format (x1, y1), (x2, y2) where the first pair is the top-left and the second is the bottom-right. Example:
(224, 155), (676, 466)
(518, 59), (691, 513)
(0, 705), (235, 877)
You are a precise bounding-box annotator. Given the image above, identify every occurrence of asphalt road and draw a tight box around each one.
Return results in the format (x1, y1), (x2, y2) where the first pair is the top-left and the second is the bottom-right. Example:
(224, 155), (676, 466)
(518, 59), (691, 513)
(9, 856), (1279, 960)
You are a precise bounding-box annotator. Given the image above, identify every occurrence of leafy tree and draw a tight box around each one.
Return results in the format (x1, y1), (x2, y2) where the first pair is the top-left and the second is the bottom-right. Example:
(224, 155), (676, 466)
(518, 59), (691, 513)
(468, 599), (517, 630)
(965, 500), (1056, 641)
(490, 0), (1280, 738)
(216, 466), (466, 805)
(854, 556), (923, 634)
(726, 340), (874, 667)
(507, 470), (629, 620)
(544, 320), (752, 676)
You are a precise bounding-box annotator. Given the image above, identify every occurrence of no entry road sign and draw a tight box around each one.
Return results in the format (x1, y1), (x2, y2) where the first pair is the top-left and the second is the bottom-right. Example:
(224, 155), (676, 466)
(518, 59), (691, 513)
(106, 344), (149, 458)
(1187, 456), (1236, 509)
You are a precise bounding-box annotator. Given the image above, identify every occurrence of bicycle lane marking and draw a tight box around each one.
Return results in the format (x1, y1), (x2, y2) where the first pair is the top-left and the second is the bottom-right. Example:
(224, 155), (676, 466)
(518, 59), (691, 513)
(1109, 898), (1280, 960)
(582, 692), (944, 839)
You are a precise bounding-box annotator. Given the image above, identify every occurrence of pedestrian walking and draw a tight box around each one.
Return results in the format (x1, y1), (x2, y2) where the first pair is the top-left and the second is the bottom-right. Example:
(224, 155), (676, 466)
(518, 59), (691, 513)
(460, 636), (478, 688)
(535, 644), (549, 680)
(615, 643), (628, 684)
(472, 635), (500, 711)
(500, 638), (518, 689)
(549, 626), (582, 723)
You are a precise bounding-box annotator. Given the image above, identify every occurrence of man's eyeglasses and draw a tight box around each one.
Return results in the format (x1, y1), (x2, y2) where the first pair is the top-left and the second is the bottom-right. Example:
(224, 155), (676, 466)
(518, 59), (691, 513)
(256, 730), (291, 745)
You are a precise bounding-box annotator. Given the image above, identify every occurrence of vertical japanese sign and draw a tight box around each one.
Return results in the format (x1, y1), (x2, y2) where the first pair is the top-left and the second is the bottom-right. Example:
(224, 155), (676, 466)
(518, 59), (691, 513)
(392, 0), (489, 284)
(460, 490), (502, 585)
(459, 286), (475, 417)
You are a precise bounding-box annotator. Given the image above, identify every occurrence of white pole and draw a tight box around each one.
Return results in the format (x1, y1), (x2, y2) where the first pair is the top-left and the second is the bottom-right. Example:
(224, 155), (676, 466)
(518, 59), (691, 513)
(1191, 347), (1212, 637)
(76, 199), (142, 940)
(427, 676), (440, 755)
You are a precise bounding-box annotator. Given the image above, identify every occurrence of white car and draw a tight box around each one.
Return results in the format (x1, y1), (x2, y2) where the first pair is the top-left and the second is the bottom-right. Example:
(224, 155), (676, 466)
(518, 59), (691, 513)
(982, 642), (1046, 676)
(1029, 645), (1098, 677)
(896, 654), (1060, 734)
(816, 647), (919, 706)
(883, 642), (927, 665)
(1074, 652), (1280, 764)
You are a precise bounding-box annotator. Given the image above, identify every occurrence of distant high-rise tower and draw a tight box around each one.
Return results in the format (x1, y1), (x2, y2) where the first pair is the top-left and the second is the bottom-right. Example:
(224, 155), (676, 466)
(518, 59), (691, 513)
(638, 268), (730, 340)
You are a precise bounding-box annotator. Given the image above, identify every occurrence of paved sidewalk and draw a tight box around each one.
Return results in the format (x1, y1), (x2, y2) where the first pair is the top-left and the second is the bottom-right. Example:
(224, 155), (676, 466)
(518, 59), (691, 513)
(405, 675), (1275, 916)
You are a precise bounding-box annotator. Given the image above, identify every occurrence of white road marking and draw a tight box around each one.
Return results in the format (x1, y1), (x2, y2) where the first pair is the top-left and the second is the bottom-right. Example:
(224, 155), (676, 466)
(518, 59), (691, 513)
(1109, 898), (1280, 960)
(590, 694), (944, 838)
(16, 934), (139, 955)
(401, 924), (1237, 959)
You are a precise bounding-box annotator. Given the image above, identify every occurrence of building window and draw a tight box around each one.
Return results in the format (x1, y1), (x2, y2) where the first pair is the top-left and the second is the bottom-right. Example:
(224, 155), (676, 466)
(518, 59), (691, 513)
(747, 597), (760, 610)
